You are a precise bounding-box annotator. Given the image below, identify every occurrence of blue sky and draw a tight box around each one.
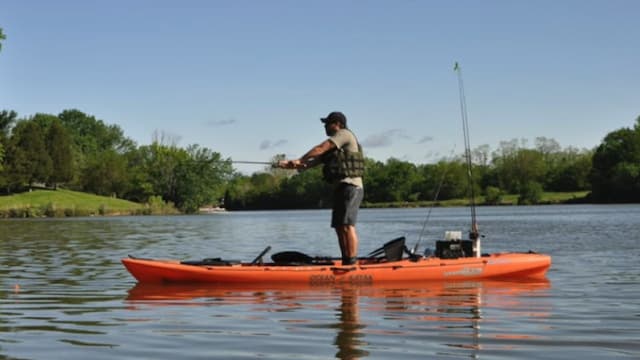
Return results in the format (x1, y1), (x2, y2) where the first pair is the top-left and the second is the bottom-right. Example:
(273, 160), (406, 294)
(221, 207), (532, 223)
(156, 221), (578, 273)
(1, 1), (638, 173)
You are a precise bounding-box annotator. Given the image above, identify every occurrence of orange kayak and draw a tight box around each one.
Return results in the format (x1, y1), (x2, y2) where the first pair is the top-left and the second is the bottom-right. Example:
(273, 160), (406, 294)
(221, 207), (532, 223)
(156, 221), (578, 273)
(122, 251), (550, 284)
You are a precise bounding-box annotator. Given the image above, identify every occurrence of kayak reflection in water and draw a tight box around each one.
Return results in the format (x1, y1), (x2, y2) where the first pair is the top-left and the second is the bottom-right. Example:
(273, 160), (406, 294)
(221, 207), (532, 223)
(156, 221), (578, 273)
(125, 280), (551, 358)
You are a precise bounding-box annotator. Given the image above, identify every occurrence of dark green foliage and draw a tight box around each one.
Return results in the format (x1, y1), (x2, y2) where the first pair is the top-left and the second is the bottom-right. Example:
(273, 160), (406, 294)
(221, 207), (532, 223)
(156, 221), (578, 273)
(484, 186), (504, 205)
(0, 110), (17, 138)
(81, 149), (129, 197)
(224, 138), (598, 209)
(518, 181), (544, 205)
(371, 158), (420, 202)
(57, 109), (136, 191)
(173, 145), (233, 213)
(58, 109), (135, 154)
(0, 110), (17, 174)
(117, 142), (233, 213)
(545, 148), (593, 191)
(277, 168), (331, 208)
(0, 107), (637, 210)
(492, 141), (546, 194)
(590, 116), (640, 202)
(5, 120), (52, 190)
(46, 119), (74, 187)
(0, 27), (5, 52)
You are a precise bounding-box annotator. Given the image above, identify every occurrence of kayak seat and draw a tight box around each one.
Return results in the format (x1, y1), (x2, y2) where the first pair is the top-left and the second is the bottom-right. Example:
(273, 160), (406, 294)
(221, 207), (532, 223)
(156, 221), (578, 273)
(271, 251), (335, 266)
(366, 237), (407, 262)
(272, 251), (313, 264)
(181, 258), (241, 266)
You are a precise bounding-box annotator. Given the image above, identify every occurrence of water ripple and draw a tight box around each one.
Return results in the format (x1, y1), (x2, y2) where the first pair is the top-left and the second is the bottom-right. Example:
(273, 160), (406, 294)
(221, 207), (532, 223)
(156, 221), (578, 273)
(2, 206), (640, 359)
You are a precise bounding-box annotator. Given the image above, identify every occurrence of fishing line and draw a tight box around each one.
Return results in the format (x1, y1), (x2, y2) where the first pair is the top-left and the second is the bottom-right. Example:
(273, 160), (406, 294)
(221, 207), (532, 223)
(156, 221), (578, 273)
(455, 62), (478, 231)
(412, 147), (457, 254)
(455, 62), (482, 258)
(231, 161), (275, 166)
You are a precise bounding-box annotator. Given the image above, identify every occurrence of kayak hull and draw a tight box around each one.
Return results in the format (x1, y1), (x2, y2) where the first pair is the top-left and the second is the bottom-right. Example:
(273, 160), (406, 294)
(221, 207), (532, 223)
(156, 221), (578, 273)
(122, 252), (551, 284)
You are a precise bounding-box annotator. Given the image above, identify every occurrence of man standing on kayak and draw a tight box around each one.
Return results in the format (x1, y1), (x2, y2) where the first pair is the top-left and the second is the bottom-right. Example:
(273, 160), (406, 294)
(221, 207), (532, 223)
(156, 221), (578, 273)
(278, 111), (365, 266)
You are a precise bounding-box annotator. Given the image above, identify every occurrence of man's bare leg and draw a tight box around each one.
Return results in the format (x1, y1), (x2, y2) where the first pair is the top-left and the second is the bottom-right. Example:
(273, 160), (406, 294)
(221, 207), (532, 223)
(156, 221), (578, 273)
(336, 225), (359, 264)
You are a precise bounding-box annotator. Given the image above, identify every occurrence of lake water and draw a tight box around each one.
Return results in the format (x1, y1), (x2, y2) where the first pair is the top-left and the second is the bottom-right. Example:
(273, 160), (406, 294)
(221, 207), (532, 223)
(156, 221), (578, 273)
(1, 205), (639, 359)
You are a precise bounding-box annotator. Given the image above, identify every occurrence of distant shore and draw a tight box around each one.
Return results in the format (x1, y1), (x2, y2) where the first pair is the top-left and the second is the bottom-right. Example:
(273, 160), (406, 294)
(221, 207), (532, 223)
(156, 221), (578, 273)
(362, 191), (590, 208)
(0, 189), (593, 218)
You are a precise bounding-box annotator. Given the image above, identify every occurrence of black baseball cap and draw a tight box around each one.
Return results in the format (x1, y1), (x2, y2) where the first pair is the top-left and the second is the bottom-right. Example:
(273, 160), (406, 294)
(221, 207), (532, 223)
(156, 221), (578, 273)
(320, 111), (347, 126)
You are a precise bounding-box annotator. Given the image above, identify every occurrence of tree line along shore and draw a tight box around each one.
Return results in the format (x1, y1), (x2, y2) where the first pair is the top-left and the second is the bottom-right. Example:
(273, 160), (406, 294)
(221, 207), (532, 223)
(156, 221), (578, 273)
(0, 188), (590, 219)
(0, 109), (638, 218)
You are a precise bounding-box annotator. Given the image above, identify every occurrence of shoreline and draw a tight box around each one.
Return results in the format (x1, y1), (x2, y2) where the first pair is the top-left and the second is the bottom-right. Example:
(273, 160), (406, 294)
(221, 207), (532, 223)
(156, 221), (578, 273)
(0, 197), (599, 219)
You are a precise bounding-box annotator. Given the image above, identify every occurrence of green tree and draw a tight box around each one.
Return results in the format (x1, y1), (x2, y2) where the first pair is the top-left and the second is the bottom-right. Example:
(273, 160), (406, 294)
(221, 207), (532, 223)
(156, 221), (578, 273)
(518, 181), (544, 205)
(361, 158), (386, 203)
(472, 144), (491, 166)
(0, 110), (17, 138)
(121, 147), (155, 203)
(442, 160), (475, 200)
(363, 158), (419, 202)
(534, 137), (561, 161)
(144, 142), (186, 204)
(58, 109), (135, 154)
(0, 110), (18, 174)
(278, 167), (329, 208)
(57, 109), (136, 191)
(27, 113), (74, 188)
(545, 147), (593, 191)
(492, 140), (546, 193)
(415, 160), (469, 202)
(174, 145), (233, 213)
(484, 186), (504, 205)
(384, 158), (420, 202)
(6, 120), (52, 190)
(131, 140), (228, 211)
(81, 149), (129, 197)
(225, 173), (274, 210)
(46, 119), (74, 188)
(590, 116), (640, 202)
(224, 175), (253, 210)
(0, 27), (5, 52)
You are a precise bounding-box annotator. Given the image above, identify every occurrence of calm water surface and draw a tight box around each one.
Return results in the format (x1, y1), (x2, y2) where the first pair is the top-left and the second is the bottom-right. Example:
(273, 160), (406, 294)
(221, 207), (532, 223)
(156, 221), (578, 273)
(1, 205), (639, 359)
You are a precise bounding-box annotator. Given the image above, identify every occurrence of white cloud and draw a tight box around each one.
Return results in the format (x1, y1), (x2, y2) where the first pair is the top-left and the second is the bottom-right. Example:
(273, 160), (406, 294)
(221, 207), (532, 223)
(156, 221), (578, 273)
(361, 129), (409, 148)
(205, 118), (237, 127)
(259, 139), (288, 150)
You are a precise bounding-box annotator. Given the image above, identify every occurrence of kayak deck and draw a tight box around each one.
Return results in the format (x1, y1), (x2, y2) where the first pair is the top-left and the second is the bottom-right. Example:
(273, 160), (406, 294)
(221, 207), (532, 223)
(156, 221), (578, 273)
(122, 252), (551, 284)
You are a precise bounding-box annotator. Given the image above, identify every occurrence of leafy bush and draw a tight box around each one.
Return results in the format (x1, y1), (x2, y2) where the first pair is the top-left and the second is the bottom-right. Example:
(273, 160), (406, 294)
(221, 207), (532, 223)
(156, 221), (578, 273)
(145, 195), (179, 215)
(484, 186), (504, 205)
(518, 181), (543, 205)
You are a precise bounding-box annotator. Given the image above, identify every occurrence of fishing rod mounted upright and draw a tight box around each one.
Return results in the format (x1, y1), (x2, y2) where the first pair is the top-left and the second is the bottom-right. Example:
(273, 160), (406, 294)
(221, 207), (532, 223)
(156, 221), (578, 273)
(454, 62), (481, 258)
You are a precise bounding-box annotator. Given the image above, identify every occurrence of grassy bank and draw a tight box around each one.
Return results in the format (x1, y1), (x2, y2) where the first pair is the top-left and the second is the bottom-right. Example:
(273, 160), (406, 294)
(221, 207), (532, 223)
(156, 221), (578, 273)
(362, 191), (590, 208)
(0, 189), (174, 218)
(0, 189), (591, 218)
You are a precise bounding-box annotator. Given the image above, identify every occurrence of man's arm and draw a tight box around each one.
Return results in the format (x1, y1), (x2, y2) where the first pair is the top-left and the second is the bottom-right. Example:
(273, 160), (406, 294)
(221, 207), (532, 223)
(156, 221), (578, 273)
(279, 139), (336, 169)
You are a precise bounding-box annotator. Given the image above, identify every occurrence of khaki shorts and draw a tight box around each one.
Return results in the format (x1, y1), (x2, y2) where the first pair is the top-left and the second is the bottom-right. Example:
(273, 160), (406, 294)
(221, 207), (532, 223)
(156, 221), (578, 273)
(331, 183), (364, 227)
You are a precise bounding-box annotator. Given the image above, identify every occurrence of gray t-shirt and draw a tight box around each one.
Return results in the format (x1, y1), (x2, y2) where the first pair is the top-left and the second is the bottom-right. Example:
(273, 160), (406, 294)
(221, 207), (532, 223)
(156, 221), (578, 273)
(328, 128), (364, 188)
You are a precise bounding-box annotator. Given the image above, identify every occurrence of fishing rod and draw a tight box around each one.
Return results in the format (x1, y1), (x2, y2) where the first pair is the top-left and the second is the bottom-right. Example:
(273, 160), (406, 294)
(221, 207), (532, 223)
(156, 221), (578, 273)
(454, 62), (480, 258)
(231, 161), (275, 165)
